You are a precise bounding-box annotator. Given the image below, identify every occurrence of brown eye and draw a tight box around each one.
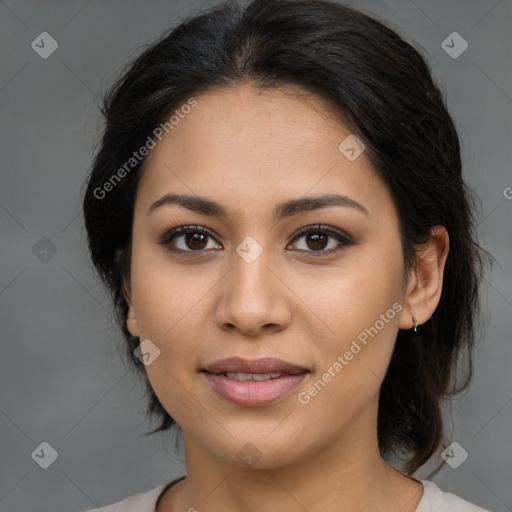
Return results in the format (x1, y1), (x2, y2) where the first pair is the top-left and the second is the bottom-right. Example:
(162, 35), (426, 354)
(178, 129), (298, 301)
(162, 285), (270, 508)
(289, 225), (354, 256)
(304, 232), (329, 250)
(158, 224), (353, 257)
(183, 232), (208, 250)
(159, 225), (222, 253)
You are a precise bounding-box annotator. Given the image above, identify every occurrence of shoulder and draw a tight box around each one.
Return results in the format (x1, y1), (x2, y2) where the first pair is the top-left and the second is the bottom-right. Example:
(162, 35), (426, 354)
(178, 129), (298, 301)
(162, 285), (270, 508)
(78, 483), (168, 512)
(416, 479), (493, 512)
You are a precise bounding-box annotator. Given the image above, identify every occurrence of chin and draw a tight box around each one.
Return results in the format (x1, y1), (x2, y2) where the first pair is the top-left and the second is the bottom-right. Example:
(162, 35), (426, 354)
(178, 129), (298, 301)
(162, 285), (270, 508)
(197, 421), (319, 470)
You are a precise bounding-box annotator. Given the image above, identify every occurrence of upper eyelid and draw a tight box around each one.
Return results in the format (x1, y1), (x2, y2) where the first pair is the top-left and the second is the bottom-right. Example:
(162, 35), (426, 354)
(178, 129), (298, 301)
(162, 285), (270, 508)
(160, 224), (353, 249)
(292, 224), (352, 241)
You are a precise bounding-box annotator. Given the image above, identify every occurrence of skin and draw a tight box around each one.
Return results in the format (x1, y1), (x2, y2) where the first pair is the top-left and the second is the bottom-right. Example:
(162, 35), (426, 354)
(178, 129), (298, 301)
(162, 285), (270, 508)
(122, 84), (449, 512)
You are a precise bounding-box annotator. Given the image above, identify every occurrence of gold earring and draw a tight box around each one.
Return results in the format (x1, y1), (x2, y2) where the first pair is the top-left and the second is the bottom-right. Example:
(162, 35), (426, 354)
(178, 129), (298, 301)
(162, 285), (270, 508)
(412, 316), (419, 332)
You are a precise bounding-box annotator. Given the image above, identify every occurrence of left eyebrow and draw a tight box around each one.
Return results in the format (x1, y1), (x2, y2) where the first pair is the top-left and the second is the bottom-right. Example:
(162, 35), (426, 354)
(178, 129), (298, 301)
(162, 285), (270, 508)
(146, 193), (369, 220)
(274, 194), (369, 219)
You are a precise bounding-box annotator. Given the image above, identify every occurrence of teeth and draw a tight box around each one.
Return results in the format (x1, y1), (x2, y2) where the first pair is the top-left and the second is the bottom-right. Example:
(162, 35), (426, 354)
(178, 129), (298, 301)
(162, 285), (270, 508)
(252, 373), (272, 381)
(225, 372), (283, 381)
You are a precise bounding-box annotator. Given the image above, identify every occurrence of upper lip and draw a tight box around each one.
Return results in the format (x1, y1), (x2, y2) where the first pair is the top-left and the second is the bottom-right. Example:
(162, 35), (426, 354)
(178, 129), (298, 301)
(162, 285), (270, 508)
(203, 357), (309, 375)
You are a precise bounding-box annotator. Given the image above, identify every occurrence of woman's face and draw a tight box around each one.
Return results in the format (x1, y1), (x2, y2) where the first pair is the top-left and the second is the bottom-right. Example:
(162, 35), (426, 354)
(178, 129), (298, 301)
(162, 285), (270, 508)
(125, 84), (412, 468)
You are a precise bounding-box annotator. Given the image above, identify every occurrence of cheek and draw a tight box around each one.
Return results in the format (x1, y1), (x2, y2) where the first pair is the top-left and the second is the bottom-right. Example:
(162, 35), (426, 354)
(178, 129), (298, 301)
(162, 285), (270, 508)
(295, 298), (401, 436)
(300, 244), (404, 390)
(295, 243), (403, 338)
(128, 263), (206, 427)
(126, 234), (215, 419)
(129, 239), (210, 338)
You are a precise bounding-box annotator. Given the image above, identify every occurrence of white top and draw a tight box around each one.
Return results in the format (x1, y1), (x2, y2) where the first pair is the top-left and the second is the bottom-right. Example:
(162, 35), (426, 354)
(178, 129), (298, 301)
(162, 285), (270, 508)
(80, 477), (493, 512)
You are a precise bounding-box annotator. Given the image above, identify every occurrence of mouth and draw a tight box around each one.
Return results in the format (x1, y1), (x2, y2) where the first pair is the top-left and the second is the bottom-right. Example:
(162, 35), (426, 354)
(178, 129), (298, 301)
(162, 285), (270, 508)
(201, 357), (309, 406)
(203, 356), (309, 375)
(221, 372), (289, 381)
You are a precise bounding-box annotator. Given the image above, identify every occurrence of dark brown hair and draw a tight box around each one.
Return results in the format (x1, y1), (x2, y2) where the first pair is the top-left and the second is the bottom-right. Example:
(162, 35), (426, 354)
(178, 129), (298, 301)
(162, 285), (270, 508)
(82, 0), (491, 475)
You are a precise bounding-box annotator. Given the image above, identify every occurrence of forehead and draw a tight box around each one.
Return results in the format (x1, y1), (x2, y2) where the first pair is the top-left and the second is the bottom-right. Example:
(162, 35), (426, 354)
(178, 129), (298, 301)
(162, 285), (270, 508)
(135, 84), (395, 221)
(144, 84), (350, 165)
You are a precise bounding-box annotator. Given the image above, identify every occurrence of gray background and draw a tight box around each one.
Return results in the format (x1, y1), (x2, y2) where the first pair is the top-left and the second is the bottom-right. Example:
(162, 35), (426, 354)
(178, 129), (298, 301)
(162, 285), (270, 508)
(1, 0), (511, 511)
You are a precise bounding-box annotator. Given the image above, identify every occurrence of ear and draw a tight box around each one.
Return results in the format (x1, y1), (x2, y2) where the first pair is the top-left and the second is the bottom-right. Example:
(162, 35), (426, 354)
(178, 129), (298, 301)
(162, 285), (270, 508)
(116, 248), (139, 338)
(398, 226), (449, 330)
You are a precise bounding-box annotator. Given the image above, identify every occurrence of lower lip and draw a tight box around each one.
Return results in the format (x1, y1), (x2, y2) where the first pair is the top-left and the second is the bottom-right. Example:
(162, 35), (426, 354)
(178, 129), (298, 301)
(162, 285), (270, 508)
(203, 372), (308, 406)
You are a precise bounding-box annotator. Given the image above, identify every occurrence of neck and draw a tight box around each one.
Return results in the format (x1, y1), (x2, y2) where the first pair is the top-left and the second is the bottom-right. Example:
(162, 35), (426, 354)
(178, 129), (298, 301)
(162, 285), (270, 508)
(159, 405), (423, 512)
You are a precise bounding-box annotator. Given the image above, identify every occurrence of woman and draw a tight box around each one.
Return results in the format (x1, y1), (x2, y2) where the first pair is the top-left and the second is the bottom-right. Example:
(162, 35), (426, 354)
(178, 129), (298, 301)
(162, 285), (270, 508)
(81, 0), (492, 510)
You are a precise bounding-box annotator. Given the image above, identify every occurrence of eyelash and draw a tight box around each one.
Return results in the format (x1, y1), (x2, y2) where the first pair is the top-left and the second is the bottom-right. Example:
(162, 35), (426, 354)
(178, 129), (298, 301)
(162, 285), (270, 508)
(158, 224), (354, 258)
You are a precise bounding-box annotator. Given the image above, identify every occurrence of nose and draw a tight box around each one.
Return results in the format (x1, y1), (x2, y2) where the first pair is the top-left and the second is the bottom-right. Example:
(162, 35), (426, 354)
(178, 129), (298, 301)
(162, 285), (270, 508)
(213, 245), (292, 337)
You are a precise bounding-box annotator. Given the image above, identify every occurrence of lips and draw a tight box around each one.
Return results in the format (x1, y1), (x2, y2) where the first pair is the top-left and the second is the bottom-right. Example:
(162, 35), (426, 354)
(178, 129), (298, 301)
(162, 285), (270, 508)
(203, 356), (308, 375)
(202, 357), (309, 407)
